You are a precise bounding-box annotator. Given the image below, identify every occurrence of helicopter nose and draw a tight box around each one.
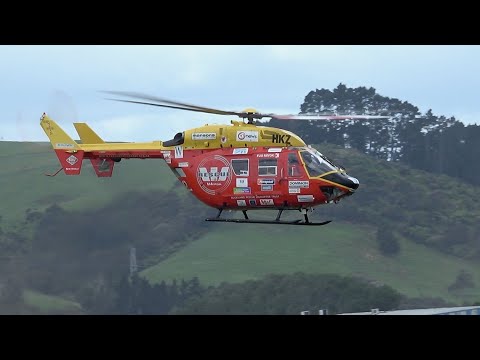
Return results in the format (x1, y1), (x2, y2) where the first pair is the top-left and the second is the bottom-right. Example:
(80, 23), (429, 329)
(321, 173), (359, 191)
(347, 176), (359, 190)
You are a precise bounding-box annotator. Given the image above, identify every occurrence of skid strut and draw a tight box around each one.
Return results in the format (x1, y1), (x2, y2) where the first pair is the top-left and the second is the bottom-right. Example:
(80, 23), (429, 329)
(206, 208), (331, 226)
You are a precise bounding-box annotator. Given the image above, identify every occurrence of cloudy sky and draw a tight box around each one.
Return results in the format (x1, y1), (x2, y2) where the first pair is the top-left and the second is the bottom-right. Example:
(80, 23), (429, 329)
(1, 45), (480, 142)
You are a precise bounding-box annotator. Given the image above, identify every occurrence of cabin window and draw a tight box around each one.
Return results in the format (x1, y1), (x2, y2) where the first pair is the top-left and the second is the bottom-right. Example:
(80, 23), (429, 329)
(232, 159), (249, 176)
(258, 159), (277, 176)
(288, 153), (301, 177)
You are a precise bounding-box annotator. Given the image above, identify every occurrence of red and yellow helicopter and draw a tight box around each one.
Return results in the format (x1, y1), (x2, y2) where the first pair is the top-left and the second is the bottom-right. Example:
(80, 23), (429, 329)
(40, 92), (387, 226)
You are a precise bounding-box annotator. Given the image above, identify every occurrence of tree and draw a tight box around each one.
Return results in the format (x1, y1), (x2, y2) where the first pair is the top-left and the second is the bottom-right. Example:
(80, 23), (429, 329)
(448, 270), (475, 293)
(376, 225), (400, 256)
(0, 277), (23, 305)
(173, 273), (403, 315)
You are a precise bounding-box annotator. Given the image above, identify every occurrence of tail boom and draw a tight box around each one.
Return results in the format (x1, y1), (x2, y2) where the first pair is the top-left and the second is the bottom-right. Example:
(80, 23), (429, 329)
(40, 113), (168, 177)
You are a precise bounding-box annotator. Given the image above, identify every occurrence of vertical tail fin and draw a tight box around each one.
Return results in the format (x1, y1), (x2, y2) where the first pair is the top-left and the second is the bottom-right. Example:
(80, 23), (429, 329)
(40, 113), (84, 175)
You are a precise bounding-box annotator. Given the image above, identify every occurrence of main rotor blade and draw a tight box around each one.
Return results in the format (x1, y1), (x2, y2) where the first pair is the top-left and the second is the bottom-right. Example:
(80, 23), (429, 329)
(270, 114), (391, 121)
(105, 98), (235, 115)
(102, 91), (244, 117)
(102, 91), (391, 121)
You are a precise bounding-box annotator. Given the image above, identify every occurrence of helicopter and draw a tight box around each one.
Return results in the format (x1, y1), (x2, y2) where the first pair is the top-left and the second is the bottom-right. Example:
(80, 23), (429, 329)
(40, 91), (388, 226)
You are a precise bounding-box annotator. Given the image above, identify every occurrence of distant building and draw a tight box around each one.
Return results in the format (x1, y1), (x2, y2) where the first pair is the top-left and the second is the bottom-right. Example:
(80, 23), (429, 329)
(337, 306), (480, 315)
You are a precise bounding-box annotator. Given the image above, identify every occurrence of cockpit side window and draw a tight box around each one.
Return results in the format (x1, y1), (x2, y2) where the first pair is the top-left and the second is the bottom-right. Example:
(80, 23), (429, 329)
(163, 132), (185, 147)
(288, 153), (302, 177)
(300, 151), (335, 177)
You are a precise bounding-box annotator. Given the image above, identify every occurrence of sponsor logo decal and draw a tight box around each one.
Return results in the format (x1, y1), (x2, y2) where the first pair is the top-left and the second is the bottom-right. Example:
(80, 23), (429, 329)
(174, 145), (183, 159)
(257, 179), (275, 185)
(249, 199), (257, 206)
(267, 148), (282, 152)
(256, 153), (279, 158)
(178, 162), (189, 168)
(236, 178), (248, 187)
(221, 136), (227, 143)
(192, 132), (216, 140)
(233, 148), (248, 155)
(237, 200), (247, 206)
(297, 195), (314, 202)
(66, 155), (78, 165)
(261, 185), (273, 191)
(161, 150), (172, 164)
(288, 180), (309, 188)
(196, 155), (232, 195)
(236, 131), (258, 142)
(233, 187), (251, 194)
(289, 187), (301, 194)
(259, 199), (274, 206)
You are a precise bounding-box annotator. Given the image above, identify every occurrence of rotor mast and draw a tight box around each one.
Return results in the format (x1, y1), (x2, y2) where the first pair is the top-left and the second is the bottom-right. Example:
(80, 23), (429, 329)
(241, 108), (259, 124)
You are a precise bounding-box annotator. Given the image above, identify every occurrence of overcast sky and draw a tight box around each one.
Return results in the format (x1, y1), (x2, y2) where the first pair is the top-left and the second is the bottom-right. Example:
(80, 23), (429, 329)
(1, 45), (480, 142)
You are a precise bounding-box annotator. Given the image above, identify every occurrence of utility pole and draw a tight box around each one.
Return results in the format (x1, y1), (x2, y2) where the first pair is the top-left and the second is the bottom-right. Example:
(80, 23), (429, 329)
(129, 247), (138, 276)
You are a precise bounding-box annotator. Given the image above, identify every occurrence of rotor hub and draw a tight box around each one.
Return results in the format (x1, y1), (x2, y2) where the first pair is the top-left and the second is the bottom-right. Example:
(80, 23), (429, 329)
(242, 108), (258, 114)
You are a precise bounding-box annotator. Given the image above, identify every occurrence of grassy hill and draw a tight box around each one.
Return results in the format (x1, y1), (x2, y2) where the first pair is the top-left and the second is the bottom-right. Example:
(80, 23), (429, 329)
(141, 222), (480, 303)
(23, 289), (84, 314)
(0, 141), (177, 228)
(2, 140), (480, 306)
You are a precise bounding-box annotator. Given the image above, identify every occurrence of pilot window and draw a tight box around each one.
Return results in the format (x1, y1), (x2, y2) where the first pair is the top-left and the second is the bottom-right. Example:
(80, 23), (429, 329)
(258, 159), (277, 176)
(232, 159), (249, 176)
(300, 150), (335, 177)
(288, 153), (301, 177)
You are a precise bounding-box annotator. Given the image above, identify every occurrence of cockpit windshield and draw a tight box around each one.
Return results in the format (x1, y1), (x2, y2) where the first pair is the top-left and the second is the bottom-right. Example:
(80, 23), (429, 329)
(300, 149), (337, 177)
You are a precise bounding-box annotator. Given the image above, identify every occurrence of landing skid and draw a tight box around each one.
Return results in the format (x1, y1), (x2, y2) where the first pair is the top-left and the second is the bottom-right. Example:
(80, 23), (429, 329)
(205, 218), (331, 226)
(205, 208), (331, 226)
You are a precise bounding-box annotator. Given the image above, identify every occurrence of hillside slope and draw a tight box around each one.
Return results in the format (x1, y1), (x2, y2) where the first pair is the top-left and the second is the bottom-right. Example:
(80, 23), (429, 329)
(315, 143), (480, 259)
(2, 141), (480, 305)
(141, 222), (480, 303)
(0, 141), (177, 227)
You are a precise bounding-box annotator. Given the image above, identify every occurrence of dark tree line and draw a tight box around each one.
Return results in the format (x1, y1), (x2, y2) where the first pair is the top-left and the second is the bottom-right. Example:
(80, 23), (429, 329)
(173, 272), (403, 315)
(84, 272), (473, 315)
(78, 274), (205, 315)
(266, 83), (480, 187)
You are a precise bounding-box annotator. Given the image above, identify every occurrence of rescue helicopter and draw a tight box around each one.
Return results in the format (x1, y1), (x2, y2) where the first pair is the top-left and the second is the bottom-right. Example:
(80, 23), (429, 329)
(40, 91), (388, 226)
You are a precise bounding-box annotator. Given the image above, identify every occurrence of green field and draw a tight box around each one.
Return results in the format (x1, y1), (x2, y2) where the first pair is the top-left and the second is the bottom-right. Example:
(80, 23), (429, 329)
(23, 289), (84, 314)
(0, 141), (177, 226)
(142, 222), (480, 303)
